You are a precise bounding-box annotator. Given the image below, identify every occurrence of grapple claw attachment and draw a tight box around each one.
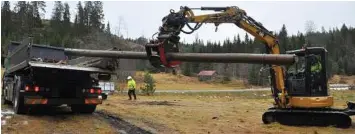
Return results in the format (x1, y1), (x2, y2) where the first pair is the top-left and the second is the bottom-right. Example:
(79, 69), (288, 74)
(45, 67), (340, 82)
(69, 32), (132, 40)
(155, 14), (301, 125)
(145, 40), (181, 68)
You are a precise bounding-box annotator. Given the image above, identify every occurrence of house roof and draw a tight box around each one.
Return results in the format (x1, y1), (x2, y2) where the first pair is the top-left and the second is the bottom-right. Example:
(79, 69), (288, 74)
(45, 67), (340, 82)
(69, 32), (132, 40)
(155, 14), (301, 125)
(197, 70), (216, 76)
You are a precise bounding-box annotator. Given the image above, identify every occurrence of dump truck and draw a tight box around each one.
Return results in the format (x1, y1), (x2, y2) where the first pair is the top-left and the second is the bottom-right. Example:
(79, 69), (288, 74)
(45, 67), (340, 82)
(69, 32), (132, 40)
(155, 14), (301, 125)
(1, 38), (117, 114)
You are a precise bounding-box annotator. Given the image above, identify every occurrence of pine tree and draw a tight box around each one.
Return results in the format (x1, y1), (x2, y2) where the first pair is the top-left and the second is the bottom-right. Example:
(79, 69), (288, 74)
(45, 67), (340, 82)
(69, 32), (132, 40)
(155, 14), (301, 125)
(248, 64), (258, 85)
(50, 1), (64, 46)
(30, 1), (46, 28)
(1, 1), (12, 37)
(244, 33), (251, 52)
(14, 1), (29, 35)
(51, 1), (63, 26)
(84, 1), (93, 31)
(63, 2), (70, 34)
(340, 24), (348, 41)
(278, 24), (288, 53)
(76, 1), (85, 35)
(297, 32), (306, 48)
(90, 1), (104, 30)
(1, 1), (13, 51)
(182, 63), (192, 76)
(290, 35), (297, 50)
(191, 36), (200, 74)
(105, 21), (111, 35)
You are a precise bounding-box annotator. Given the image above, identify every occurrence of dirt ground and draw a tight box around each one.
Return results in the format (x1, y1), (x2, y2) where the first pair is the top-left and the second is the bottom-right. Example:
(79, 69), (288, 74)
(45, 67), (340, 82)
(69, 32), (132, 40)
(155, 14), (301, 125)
(1, 90), (355, 134)
(97, 90), (355, 134)
(1, 105), (116, 134)
(1, 68), (355, 134)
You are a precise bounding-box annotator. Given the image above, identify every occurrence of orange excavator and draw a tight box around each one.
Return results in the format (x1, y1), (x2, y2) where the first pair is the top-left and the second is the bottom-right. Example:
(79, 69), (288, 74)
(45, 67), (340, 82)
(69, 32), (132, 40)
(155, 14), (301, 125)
(144, 6), (355, 127)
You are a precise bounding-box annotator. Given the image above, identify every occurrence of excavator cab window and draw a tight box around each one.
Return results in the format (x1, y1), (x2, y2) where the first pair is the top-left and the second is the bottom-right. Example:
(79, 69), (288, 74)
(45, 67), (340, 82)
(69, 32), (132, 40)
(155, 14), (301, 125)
(285, 47), (328, 97)
(286, 56), (306, 96)
(306, 54), (327, 96)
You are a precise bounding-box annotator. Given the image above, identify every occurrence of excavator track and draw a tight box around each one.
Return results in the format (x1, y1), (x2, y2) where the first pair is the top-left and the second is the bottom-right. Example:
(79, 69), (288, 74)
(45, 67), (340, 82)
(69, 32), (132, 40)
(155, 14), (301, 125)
(262, 107), (354, 128)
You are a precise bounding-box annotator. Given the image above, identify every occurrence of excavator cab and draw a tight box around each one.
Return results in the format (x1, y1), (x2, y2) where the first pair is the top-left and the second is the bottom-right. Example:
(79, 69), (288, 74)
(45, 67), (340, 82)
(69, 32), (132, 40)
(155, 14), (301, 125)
(285, 47), (328, 98)
(264, 47), (355, 128)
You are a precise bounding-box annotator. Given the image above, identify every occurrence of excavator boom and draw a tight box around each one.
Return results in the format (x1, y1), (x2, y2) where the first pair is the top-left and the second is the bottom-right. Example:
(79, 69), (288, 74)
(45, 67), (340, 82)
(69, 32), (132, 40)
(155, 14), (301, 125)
(146, 6), (287, 107)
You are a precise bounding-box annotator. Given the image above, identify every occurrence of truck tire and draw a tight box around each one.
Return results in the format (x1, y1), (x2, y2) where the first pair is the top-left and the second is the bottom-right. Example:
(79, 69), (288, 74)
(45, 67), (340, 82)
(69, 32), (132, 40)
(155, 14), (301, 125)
(71, 105), (96, 114)
(13, 76), (28, 114)
(1, 95), (12, 105)
(102, 94), (108, 100)
(2, 78), (12, 105)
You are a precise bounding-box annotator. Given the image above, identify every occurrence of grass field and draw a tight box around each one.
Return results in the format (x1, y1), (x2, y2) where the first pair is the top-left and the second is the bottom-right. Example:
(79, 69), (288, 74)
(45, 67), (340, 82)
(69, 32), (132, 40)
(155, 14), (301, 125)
(1, 67), (355, 133)
(98, 90), (355, 134)
(119, 72), (355, 91)
(1, 105), (116, 134)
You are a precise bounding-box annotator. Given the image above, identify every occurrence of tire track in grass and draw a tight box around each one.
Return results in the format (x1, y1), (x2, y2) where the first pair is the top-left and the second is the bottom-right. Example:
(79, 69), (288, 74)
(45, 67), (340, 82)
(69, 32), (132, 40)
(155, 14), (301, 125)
(94, 110), (153, 134)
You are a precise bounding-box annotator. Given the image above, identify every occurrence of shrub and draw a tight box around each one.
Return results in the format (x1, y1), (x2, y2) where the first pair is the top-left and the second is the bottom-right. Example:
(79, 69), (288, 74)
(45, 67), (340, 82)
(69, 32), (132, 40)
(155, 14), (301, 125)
(140, 71), (156, 95)
(115, 83), (123, 93)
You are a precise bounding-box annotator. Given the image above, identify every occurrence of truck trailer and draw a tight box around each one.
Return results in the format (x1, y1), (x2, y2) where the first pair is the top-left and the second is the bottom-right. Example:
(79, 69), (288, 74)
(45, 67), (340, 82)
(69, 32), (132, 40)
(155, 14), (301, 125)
(1, 38), (116, 114)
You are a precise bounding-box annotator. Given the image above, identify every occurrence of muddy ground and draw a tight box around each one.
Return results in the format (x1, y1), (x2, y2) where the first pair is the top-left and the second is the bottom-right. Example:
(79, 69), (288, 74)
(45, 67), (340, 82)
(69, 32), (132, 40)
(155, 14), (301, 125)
(1, 90), (355, 134)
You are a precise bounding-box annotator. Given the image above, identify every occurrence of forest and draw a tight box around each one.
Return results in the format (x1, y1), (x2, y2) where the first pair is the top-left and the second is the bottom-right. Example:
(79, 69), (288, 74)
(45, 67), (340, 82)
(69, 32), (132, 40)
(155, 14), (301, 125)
(2, 1), (355, 85)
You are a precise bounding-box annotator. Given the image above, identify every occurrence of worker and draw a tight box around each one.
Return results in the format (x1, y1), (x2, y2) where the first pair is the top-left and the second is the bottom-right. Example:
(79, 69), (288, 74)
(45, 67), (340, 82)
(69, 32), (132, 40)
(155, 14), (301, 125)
(310, 56), (322, 91)
(127, 76), (137, 100)
(310, 56), (322, 73)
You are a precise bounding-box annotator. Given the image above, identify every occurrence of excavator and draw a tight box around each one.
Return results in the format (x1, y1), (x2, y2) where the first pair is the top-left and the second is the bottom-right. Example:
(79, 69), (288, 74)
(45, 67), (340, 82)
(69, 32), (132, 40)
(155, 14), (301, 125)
(144, 6), (355, 127)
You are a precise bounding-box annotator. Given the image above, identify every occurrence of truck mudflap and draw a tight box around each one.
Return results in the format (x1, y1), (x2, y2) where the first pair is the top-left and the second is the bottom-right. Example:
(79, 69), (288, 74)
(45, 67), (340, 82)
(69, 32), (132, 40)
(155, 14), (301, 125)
(24, 97), (102, 105)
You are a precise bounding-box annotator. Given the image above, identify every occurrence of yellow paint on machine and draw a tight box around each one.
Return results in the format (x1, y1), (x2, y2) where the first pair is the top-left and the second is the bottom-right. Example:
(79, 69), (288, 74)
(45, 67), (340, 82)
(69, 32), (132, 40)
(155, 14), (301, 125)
(289, 96), (334, 108)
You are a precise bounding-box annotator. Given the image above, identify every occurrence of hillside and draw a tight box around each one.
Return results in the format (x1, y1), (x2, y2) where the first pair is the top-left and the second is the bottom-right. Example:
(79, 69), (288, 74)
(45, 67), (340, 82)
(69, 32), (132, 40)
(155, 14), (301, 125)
(116, 71), (249, 90)
(116, 71), (355, 91)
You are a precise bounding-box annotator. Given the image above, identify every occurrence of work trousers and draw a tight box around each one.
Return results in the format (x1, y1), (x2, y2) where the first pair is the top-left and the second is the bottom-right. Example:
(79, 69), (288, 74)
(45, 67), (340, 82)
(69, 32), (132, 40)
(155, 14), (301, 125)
(311, 72), (322, 91)
(128, 89), (136, 100)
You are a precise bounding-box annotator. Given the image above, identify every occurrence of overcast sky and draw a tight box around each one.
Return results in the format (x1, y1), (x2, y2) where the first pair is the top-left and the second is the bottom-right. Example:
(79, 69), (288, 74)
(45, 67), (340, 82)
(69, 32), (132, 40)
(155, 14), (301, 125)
(12, 1), (355, 43)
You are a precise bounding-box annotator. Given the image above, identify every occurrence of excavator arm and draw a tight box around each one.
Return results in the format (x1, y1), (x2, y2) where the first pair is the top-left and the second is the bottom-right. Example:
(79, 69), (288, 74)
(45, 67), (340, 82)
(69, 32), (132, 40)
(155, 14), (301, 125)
(145, 6), (287, 108)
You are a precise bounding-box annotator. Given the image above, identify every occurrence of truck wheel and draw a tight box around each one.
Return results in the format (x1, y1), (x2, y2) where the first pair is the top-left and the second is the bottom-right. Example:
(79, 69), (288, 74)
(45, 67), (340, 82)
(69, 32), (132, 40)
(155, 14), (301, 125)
(1, 95), (12, 105)
(13, 76), (28, 114)
(102, 94), (108, 100)
(71, 105), (96, 114)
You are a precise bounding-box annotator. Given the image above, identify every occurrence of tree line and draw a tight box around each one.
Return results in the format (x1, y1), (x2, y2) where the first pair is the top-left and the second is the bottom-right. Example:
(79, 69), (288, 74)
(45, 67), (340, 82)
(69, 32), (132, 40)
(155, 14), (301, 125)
(1, 1), (111, 51)
(2, 1), (354, 85)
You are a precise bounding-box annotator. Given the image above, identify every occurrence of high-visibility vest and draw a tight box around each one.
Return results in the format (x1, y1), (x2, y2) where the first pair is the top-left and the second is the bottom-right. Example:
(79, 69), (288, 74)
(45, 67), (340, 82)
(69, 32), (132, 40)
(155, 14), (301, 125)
(311, 61), (322, 73)
(127, 79), (136, 90)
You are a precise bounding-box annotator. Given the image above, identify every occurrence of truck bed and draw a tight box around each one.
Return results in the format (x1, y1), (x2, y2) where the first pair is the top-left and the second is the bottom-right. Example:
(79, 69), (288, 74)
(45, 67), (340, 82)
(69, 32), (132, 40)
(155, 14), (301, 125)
(4, 39), (115, 74)
(6, 61), (114, 74)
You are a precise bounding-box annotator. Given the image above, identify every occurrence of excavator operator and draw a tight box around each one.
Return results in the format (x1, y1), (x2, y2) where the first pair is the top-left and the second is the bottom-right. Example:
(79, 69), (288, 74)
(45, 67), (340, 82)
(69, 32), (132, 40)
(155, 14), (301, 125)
(310, 56), (322, 73)
(310, 56), (322, 91)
